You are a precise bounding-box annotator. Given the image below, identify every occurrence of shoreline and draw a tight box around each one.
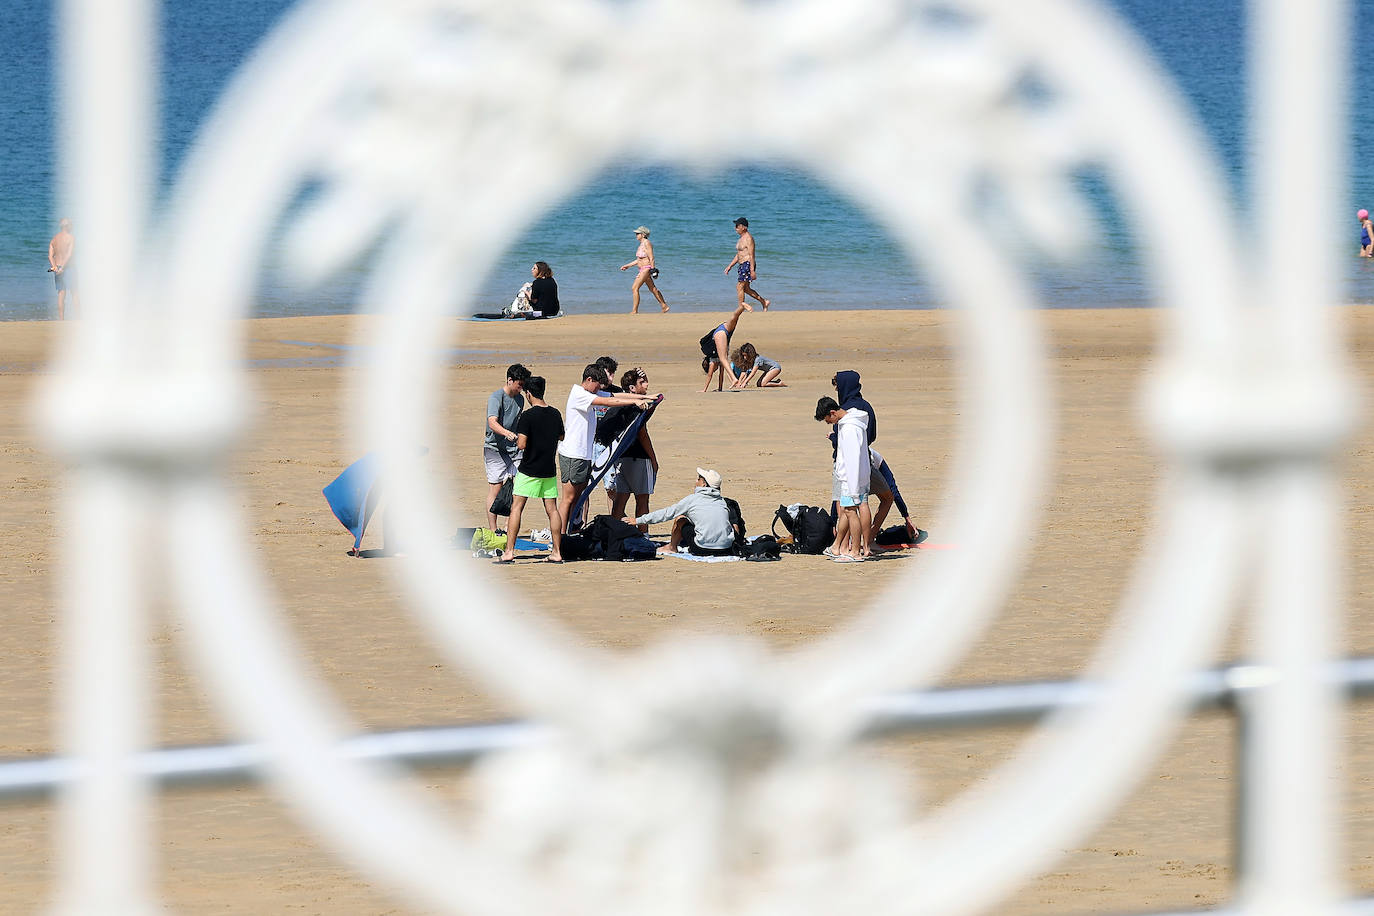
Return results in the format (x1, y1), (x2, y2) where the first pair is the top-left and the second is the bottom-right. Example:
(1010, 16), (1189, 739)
(5, 299), (1374, 325)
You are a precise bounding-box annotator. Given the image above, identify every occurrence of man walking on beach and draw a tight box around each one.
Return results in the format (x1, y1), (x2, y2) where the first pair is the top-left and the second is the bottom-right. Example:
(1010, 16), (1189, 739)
(47, 218), (77, 320)
(724, 217), (770, 312)
(485, 363), (530, 531)
(558, 364), (656, 532)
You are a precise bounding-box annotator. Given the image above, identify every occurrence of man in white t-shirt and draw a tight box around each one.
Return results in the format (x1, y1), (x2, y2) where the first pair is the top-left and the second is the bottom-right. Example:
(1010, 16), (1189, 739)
(557, 363), (656, 532)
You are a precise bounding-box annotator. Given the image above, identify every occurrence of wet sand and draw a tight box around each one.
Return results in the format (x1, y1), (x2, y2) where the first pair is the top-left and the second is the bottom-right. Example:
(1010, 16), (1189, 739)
(2, 307), (1373, 912)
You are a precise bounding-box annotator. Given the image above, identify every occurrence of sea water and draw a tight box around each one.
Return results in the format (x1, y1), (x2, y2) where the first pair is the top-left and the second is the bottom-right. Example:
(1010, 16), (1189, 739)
(3, 0), (1374, 319)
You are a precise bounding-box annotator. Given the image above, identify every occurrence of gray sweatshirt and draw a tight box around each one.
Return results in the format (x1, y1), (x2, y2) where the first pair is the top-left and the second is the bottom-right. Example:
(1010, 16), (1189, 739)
(636, 486), (735, 549)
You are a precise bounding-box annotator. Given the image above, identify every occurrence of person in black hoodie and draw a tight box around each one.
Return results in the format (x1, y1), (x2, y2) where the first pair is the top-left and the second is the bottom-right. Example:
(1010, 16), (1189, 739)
(827, 370), (879, 532)
(831, 370), (877, 444)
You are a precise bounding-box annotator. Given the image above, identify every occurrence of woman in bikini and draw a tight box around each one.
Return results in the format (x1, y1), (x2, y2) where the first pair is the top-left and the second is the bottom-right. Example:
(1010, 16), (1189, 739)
(619, 226), (669, 313)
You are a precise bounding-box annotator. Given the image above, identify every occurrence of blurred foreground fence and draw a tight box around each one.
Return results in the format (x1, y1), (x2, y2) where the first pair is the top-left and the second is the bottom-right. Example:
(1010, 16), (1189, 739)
(34, 0), (1361, 912)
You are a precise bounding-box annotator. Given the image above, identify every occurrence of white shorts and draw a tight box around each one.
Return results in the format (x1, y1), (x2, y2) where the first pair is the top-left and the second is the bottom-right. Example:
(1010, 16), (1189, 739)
(483, 446), (518, 484)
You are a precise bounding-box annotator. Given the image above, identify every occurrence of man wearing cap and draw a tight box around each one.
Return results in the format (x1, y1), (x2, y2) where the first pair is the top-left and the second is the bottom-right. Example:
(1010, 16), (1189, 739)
(723, 217), (770, 312)
(625, 468), (738, 556)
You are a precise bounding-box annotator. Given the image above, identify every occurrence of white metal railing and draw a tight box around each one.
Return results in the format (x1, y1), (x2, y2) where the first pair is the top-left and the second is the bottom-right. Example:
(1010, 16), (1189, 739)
(36, 0), (1357, 912)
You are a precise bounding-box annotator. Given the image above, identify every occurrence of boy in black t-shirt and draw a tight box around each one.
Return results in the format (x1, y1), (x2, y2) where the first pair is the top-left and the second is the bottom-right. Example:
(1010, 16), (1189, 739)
(498, 376), (566, 563)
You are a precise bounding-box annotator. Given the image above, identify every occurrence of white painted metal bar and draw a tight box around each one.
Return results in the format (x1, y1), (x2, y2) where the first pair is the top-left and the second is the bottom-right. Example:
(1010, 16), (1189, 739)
(51, 0), (158, 912)
(1242, 0), (1350, 911)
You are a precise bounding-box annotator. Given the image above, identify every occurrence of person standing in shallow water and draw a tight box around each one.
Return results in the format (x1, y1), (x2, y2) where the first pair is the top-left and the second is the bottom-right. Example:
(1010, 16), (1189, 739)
(619, 226), (669, 313)
(724, 217), (770, 312)
(47, 218), (77, 320)
(1359, 209), (1373, 258)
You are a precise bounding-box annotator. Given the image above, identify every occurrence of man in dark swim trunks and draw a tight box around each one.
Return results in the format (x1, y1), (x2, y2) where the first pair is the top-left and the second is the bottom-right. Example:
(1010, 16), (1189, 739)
(724, 217), (770, 312)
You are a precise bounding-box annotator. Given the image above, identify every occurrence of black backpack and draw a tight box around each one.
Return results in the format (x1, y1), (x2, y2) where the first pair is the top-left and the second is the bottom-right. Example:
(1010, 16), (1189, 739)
(744, 534), (781, 561)
(724, 497), (747, 554)
(772, 505), (833, 555)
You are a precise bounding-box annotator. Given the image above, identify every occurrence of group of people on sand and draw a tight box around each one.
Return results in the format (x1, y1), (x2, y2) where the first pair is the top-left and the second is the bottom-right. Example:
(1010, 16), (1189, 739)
(484, 359), (658, 565)
(618, 217), (772, 315)
(482, 345), (923, 565)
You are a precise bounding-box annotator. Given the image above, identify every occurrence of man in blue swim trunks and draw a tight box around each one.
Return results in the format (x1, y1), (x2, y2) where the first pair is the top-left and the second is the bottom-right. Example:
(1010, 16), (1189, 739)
(724, 217), (770, 312)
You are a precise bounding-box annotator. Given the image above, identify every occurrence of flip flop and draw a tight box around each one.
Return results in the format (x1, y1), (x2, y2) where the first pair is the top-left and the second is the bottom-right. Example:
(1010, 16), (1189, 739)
(822, 547), (840, 558)
(544, 558), (565, 564)
(832, 554), (864, 563)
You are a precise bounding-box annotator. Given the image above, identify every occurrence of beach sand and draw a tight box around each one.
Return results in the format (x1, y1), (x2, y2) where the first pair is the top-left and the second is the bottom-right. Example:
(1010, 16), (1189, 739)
(2, 307), (1373, 912)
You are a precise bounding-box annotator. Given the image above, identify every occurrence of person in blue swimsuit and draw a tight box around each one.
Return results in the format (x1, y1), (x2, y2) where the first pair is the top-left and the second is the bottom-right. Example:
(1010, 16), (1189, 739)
(1360, 209), (1372, 257)
(698, 303), (749, 391)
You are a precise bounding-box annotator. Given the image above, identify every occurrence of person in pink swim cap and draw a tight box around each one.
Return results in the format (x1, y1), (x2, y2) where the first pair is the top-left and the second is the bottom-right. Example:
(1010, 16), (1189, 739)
(1360, 209), (1373, 258)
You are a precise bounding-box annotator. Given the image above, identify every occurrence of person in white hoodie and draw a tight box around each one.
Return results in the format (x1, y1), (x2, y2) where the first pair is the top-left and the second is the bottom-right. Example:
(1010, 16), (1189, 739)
(816, 396), (871, 562)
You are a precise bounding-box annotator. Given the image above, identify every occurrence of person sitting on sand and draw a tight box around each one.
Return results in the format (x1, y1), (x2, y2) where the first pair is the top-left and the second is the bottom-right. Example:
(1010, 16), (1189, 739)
(496, 375), (565, 564)
(528, 261), (560, 315)
(619, 226), (669, 314)
(729, 342), (786, 388)
(625, 467), (736, 556)
(699, 303), (749, 391)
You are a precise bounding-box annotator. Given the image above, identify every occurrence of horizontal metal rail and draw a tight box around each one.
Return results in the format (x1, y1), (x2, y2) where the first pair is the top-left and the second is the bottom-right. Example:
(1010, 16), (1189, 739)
(5, 658), (1373, 914)
(3, 658), (1374, 801)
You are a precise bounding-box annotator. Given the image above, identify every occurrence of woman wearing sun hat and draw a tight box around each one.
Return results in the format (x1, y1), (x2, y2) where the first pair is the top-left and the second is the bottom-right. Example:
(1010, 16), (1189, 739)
(1359, 209), (1373, 258)
(619, 225), (670, 314)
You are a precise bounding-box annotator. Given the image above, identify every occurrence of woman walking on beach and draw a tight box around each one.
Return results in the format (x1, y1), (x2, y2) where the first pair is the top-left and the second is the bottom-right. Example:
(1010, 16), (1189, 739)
(619, 226), (669, 314)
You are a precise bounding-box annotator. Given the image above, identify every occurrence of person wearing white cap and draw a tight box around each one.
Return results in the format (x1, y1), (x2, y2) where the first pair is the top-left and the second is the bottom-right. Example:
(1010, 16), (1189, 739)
(625, 467), (738, 555)
(619, 226), (669, 314)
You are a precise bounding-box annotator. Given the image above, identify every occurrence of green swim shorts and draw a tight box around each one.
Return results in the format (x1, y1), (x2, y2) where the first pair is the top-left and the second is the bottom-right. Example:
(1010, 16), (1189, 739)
(513, 472), (558, 500)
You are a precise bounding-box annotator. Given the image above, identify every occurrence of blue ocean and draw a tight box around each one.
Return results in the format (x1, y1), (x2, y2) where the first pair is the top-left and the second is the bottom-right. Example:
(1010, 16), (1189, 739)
(3, 0), (1374, 319)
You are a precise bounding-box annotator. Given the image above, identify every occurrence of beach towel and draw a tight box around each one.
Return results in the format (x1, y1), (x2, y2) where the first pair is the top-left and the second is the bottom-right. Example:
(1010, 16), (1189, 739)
(660, 549), (742, 563)
(323, 453), (382, 551)
(567, 394), (664, 530)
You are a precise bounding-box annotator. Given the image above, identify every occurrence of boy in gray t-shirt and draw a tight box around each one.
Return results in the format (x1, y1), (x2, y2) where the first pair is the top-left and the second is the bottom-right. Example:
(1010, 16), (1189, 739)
(484, 363), (530, 530)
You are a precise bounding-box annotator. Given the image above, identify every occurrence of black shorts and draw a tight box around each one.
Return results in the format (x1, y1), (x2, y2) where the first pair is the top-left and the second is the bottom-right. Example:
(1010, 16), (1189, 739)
(682, 519), (735, 556)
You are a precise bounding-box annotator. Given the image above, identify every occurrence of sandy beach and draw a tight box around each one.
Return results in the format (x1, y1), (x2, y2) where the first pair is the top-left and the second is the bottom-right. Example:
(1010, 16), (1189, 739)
(2, 306), (1374, 913)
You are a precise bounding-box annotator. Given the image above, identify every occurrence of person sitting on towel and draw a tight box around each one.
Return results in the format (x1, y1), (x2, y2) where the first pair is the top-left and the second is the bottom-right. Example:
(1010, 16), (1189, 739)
(624, 467), (736, 556)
